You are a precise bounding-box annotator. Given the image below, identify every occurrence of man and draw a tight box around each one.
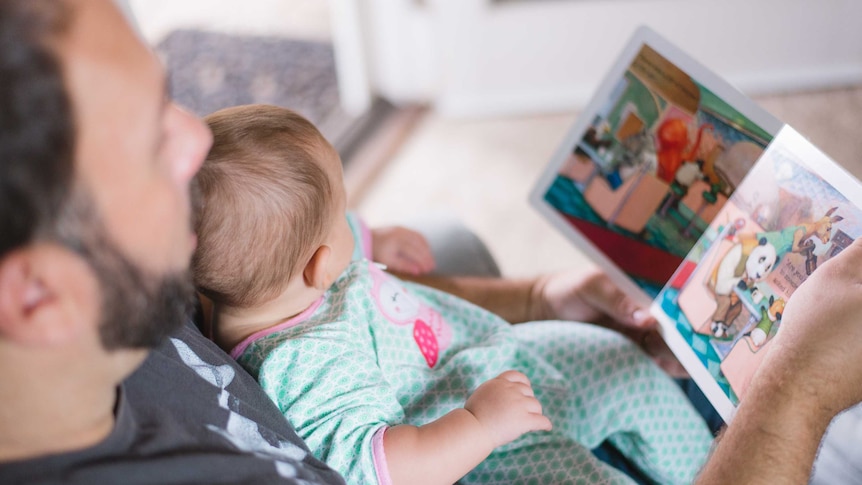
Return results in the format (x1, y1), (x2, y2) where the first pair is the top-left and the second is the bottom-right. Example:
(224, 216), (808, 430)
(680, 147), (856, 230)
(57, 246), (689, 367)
(0, 0), (859, 483)
(0, 0), (343, 482)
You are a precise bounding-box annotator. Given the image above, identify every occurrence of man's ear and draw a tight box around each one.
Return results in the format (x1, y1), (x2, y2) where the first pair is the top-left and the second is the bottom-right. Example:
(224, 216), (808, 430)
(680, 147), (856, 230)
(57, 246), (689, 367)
(0, 245), (98, 346)
(302, 245), (332, 291)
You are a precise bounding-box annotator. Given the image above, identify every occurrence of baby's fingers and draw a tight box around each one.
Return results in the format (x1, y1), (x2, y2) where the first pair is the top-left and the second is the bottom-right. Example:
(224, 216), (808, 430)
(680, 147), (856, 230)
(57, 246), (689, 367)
(399, 234), (436, 273)
(496, 371), (540, 400)
(526, 412), (553, 432)
(515, 393), (552, 432)
(388, 256), (422, 275)
(497, 369), (531, 385)
(499, 371), (548, 422)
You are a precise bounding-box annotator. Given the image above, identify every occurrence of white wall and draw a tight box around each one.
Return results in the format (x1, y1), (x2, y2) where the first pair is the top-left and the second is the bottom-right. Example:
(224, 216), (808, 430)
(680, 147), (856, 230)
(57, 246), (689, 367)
(362, 0), (862, 118)
(126, 0), (332, 45)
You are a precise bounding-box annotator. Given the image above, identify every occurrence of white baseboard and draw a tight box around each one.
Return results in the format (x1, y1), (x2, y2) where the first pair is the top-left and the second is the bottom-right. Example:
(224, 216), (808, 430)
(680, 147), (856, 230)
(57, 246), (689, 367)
(731, 63), (862, 97)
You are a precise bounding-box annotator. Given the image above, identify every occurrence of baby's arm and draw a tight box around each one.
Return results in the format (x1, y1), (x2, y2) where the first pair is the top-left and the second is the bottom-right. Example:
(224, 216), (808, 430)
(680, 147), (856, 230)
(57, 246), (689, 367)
(383, 370), (551, 485)
(371, 226), (436, 275)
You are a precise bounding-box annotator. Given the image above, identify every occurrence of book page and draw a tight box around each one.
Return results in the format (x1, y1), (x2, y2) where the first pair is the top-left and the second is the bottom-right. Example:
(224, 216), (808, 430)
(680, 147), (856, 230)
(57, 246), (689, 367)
(652, 125), (862, 422)
(530, 26), (781, 306)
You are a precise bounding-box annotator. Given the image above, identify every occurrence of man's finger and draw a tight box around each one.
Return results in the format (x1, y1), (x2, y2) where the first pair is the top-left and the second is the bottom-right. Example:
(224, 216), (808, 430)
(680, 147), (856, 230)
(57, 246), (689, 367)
(583, 274), (655, 329)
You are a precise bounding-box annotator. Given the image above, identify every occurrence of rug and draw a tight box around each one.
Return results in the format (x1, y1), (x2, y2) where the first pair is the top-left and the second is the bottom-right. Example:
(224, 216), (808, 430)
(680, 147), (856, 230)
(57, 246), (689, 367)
(155, 29), (351, 144)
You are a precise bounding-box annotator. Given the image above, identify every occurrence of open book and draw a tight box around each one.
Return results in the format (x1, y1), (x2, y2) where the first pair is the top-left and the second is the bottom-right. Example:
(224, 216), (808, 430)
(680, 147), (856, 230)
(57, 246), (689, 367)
(529, 26), (862, 422)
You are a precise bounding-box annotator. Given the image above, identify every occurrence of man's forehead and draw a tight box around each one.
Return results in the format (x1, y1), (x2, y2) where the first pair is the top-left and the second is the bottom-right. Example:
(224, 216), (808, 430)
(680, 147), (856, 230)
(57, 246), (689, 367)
(57, 0), (162, 92)
(53, 0), (167, 197)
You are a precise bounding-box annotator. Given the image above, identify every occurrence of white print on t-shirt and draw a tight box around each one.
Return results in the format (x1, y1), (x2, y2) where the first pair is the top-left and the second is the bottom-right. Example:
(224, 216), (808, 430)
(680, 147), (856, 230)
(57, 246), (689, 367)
(170, 338), (308, 478)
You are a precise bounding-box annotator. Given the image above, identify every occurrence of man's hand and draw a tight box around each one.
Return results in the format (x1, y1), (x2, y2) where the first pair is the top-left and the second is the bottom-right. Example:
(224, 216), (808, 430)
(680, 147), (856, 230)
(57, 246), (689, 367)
(464, 370), (552, 448)
(696, 239), (862, 485)
(761, 237), (862, 416)
(371, 226), (436, 275)
(531, 269), (687, 377)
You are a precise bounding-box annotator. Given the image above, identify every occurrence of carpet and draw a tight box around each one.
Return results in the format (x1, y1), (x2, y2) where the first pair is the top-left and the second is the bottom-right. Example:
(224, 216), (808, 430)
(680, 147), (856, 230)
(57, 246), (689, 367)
(155, 29), (352, 143)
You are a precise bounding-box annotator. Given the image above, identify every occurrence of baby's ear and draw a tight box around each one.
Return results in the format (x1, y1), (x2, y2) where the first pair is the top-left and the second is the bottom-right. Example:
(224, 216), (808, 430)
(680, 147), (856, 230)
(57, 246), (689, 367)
(303, 245), (332, 291)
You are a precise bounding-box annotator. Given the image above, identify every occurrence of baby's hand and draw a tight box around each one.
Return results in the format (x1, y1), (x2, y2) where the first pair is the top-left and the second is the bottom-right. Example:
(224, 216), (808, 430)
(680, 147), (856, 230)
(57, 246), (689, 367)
(371, 226), (436, 275)
(464, 370), (552, 448)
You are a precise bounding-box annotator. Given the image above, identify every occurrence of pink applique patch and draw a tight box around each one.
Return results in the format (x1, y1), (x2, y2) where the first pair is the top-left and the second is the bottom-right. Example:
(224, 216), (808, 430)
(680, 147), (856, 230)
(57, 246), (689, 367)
(413, 319), (439, 367)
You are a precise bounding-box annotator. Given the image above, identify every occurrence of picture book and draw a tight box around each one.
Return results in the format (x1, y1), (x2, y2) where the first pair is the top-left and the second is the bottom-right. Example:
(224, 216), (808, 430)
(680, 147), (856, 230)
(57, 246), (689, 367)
(529, 26), (862, 422)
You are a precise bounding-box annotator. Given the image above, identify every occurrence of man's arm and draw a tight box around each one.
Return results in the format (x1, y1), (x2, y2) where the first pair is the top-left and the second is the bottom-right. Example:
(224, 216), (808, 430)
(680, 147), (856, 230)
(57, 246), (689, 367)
(399, 269), (643, 325)
(395, 273), (538, 324)
(696, 356), (834, 483)
(399, 268), (688, 376)
(697, 238), (862, 483)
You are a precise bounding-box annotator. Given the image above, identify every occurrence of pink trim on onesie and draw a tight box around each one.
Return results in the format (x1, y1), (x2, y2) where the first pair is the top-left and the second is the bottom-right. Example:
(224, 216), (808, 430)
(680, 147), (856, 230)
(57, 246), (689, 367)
(357, 216), (373, 260)
(229, 297), (325, 360)
(372, 426), (393, 485)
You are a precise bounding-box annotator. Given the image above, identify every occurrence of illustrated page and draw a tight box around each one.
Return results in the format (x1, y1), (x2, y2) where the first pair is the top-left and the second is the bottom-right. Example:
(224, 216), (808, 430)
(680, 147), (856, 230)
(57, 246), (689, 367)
(531, 26), (781, 303)
(653, 126), (862, 421)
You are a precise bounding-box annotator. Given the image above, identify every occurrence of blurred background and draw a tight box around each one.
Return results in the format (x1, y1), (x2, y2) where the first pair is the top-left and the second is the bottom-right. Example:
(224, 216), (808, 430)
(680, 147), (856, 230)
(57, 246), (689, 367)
(123, 0), (862, 278)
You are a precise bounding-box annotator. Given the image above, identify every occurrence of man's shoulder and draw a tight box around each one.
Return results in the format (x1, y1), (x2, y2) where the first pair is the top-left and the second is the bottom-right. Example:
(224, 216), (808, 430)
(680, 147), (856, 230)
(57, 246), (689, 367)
(0, 321), (346, 485)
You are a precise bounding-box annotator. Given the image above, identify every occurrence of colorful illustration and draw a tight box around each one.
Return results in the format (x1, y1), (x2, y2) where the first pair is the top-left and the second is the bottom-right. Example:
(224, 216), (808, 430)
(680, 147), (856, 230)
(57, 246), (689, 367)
(542, 44), (774, 296)
(657, 133), (862, 406)
(532, 27), (862, 423)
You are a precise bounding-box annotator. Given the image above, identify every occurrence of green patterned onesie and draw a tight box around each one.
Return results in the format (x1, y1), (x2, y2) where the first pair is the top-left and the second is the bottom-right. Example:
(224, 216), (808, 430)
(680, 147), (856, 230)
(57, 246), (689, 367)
(232, 215), (712, 485)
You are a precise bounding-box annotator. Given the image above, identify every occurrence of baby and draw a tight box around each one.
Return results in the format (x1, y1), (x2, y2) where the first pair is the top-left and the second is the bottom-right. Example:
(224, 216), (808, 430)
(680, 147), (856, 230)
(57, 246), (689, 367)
(192, 104), (712, 485)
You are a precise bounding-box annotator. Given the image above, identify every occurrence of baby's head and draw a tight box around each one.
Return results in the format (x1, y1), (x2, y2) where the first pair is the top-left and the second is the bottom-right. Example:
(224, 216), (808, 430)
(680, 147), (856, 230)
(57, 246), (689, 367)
(192, 104), (353, 312)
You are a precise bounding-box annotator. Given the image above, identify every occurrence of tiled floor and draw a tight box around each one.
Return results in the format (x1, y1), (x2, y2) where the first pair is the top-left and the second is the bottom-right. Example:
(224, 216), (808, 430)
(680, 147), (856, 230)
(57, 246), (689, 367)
(355, 86), (862, 278)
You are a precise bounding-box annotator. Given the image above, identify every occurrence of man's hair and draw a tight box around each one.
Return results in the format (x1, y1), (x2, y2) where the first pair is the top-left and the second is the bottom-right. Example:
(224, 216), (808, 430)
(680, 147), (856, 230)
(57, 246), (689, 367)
(193, 104), (334, 309)
(0, 0), (74, 258)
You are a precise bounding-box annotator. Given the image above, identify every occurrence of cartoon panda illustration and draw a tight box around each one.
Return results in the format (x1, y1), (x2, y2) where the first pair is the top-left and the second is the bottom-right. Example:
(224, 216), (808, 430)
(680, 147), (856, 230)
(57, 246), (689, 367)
(707, 237), (778, 338)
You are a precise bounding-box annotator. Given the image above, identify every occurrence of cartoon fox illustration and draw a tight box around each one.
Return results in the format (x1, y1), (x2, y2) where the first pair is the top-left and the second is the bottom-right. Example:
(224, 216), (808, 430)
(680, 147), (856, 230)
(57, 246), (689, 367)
(742, 207), (843, 256)
(746, 295), (786, 348)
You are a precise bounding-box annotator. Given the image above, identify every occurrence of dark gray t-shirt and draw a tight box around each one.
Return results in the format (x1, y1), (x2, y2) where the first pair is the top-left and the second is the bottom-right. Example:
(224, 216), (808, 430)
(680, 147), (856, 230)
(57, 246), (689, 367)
(0, 322), (346, 484)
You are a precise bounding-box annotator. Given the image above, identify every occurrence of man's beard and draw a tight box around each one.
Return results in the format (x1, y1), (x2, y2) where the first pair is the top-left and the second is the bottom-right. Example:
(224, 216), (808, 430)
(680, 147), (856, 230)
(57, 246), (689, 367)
(55, 190), (195, 350)
(87, 235), (195, 350)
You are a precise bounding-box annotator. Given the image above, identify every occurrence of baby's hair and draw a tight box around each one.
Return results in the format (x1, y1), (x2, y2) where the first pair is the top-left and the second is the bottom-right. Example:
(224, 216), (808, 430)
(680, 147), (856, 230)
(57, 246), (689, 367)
(192, 104), (334, 308)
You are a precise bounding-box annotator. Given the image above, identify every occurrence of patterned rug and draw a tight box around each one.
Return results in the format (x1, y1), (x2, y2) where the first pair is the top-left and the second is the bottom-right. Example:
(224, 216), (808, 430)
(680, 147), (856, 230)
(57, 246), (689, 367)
(155, 29), (353, 145)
